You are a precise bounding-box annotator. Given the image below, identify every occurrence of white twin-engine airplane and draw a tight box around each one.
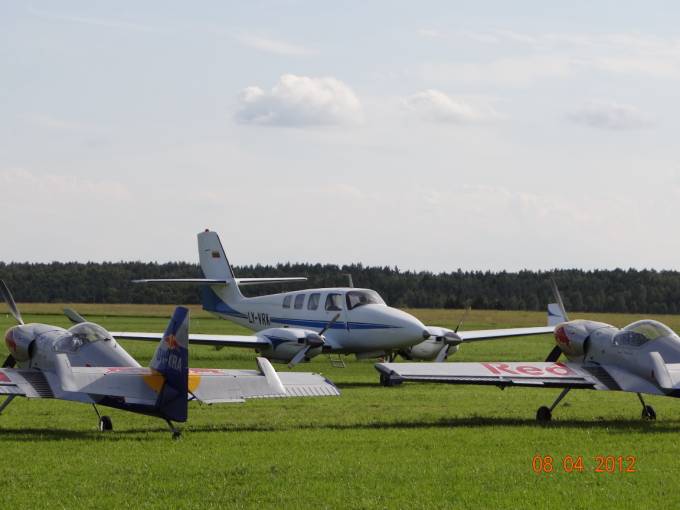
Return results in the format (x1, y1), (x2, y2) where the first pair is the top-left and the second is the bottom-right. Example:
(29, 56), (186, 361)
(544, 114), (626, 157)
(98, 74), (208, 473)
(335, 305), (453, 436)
(116, 230), (563, 368)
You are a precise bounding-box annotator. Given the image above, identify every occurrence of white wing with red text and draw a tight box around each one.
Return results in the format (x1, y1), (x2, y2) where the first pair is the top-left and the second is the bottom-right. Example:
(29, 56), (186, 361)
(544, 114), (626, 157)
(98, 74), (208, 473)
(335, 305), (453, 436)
(375, 361), (635, 391)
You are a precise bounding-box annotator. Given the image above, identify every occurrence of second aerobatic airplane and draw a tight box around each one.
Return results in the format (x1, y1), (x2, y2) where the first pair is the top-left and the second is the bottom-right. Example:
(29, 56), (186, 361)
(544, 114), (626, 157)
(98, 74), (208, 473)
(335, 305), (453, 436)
(116, 230), (561, 367)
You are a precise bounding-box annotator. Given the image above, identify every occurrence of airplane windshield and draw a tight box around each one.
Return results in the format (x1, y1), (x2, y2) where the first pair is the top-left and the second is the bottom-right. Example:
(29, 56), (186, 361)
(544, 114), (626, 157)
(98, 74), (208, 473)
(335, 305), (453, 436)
(346, 290), (385, 310)
(613, 320), (675, 347)
(54, 323), (113, 352)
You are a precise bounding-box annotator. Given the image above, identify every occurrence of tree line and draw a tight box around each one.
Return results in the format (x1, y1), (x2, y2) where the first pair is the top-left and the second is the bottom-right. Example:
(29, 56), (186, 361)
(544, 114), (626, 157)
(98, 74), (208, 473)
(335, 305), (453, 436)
(2, 261), (680, 314)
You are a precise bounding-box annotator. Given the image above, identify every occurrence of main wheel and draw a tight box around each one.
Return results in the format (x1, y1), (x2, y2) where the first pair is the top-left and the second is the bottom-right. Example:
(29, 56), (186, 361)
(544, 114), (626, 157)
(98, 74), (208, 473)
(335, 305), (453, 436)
(172, 430), (182, 440)
(536, 406), (552, 422)
(641, 405), (656, 420)
(98, 416), (113, 432)
(379, 372), (401, 387)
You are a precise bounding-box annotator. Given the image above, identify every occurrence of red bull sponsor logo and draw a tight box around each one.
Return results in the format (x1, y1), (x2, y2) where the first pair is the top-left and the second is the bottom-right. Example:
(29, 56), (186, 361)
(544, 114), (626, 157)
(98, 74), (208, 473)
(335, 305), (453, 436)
(163, 334), (181, 350)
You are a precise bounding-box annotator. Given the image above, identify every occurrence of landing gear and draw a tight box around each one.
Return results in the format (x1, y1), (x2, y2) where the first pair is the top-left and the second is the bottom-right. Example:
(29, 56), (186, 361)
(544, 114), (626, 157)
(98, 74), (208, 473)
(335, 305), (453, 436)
(536, 387), (571, 422)
(0, 395), (16, 415)
(379, 371), (402, 387)
(637, 393), (656, 420)
(165, 419), (182, 440)
(93, 404), (113, 432)
(536, 406), (552, 422)
(98, 416), (113, 432)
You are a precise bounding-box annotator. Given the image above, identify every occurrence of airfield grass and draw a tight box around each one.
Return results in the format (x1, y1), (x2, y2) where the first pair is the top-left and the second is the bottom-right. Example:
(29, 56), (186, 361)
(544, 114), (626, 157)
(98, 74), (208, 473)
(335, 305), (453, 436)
(1, 305), (680, 509)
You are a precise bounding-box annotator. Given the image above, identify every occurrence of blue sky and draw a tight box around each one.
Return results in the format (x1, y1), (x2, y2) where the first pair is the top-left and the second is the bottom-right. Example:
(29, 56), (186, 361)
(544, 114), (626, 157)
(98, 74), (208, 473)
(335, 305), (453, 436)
(3, 1), (680, 271)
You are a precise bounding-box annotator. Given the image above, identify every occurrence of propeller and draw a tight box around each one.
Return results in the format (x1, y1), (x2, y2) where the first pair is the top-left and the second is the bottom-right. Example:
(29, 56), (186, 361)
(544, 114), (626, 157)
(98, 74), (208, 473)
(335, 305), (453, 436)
(0, 280), (24, 326)
(0, 280), (22, 368)
(64, 308), (88, 324)
(545, 278), (568, 362)
(288, 313), (341, 368)
(434, 307), (469, 362)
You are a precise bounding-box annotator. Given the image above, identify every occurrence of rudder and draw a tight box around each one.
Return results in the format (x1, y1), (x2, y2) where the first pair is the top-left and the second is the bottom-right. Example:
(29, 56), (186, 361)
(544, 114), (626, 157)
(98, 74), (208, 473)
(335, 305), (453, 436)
(151, 306), (190, 422)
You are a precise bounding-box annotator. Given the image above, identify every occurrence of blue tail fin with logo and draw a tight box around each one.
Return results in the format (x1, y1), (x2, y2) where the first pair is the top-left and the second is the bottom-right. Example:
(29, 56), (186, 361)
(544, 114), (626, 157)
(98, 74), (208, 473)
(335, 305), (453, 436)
(151, 306), (189, 422)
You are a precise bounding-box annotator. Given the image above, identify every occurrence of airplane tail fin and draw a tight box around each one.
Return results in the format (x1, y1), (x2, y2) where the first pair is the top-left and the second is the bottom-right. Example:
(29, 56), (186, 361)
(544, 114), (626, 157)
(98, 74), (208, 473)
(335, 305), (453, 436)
(151, 306), (189, 422)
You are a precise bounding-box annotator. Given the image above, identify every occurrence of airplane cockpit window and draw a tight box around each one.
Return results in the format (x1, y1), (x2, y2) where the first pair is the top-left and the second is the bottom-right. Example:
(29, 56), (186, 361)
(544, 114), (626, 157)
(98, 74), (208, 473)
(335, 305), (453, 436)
(345, 290), (386, 310)
(613, 320), (675, 347)
(54, 323), (113, 352)
(294, 294), (305, 310)
(283, 295), (292, 308)
(325, 293), (343, 311)
(308, 293), (320, 310)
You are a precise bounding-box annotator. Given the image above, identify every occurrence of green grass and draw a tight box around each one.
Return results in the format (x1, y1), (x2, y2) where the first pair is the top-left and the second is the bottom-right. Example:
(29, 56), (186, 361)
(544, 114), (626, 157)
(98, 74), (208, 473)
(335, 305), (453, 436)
(1, 306), (679, 509)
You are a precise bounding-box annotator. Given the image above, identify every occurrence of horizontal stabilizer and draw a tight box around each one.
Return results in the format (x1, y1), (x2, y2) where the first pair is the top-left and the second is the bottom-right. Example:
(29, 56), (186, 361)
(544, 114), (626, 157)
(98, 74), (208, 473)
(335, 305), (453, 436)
(132, 277), (306, 286)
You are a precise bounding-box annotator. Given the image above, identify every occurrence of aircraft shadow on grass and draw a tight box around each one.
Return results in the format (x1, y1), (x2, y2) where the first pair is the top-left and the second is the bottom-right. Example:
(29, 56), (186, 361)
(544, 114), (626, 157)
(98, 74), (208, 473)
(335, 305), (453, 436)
(4, 416), (680, 441)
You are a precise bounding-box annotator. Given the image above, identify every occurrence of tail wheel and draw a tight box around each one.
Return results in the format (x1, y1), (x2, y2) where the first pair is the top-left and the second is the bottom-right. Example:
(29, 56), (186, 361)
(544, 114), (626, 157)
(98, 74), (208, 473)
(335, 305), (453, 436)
(99, 416), (113, 432)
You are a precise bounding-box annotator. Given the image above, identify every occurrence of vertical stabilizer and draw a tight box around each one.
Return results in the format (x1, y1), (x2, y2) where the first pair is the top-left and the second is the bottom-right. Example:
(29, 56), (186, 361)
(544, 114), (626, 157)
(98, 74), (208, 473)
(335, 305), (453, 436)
(151, 306), (189, 422)
(197, 230), (243, 308)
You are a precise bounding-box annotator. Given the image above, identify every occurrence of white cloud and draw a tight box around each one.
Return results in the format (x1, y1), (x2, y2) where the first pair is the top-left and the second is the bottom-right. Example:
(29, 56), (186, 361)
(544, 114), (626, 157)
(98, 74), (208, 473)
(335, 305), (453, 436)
(403, 90), (500, 124)
(236, 74), (363, 126)
(233, 32), (317, 56)
(419, 31), (680, 86)
(28, 7), (160, 33)
(568, 101), (653, 130)
(21, 113), (83, 131)
(0, 168), (130, 202)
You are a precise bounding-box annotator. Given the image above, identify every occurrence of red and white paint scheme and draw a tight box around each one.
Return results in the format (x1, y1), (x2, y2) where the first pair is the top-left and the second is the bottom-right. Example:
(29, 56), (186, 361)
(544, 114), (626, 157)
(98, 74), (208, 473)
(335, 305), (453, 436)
(376, 281), (680, 422)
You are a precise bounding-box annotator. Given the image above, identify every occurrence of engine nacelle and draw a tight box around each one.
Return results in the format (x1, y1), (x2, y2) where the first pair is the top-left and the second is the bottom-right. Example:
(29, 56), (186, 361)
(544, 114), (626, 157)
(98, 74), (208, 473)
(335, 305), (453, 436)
(554, 321), (590, 358)
(399, 338), (461, 361)
(4, 326), (35, 362)
(255, 327), (324, 363)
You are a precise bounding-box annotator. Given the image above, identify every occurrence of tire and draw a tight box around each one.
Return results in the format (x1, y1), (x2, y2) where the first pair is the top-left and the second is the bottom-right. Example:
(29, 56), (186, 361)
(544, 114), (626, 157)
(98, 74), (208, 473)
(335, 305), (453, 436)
(642, 405), (656, 420)
(99, 416), (113, 432)
(536, 406), (552, 422)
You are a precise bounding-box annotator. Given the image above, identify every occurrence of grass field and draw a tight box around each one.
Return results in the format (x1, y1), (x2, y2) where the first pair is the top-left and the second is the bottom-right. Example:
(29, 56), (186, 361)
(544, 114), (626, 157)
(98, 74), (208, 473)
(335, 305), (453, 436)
(2, 304), (680, 509)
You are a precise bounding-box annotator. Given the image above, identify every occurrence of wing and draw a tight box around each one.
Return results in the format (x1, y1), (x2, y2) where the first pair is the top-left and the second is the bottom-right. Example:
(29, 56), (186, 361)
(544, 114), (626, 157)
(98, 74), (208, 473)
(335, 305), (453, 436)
(54, 356), (338, 404)
(190, 359), (340, 403)
(456, 326), (555, 342)
(111, 331), (269, 348)
(376, 361), (619, 390)
(0, 368), (55, 398)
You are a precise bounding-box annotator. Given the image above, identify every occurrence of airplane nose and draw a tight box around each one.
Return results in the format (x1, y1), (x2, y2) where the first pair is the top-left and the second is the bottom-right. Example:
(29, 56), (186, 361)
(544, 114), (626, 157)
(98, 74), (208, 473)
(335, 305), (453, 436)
(393, 314), (429, 347)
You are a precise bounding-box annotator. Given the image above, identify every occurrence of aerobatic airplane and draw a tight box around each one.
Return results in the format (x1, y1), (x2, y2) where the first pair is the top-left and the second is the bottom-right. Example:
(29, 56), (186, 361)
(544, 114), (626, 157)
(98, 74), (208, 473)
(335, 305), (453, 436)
(376, 281), (680, 422)
(0, 281), (338, 438)
(123, 230), (561, 367)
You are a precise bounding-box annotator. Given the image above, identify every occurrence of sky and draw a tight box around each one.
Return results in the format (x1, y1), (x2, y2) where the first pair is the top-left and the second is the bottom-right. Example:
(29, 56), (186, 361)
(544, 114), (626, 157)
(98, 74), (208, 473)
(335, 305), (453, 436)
(2, 1), (680, 271)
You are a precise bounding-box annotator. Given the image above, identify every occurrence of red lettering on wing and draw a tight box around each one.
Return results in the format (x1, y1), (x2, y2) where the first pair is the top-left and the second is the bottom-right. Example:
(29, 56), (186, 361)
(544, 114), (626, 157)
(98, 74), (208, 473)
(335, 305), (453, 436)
(0, 372), (11, 382)
(516, 366), (544, 376)
(482, 363), (517, 375)
(545, 363), (576, 376)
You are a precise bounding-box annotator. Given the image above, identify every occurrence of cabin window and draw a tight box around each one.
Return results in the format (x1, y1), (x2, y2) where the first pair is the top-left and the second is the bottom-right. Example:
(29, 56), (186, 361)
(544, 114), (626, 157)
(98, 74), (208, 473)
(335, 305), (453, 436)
(294, 294), (305, 309)
(282, 295), (292, 308)
(325, 293), (343, 311)
(345, 290), (385, 310)
(308, 293), (320, 310)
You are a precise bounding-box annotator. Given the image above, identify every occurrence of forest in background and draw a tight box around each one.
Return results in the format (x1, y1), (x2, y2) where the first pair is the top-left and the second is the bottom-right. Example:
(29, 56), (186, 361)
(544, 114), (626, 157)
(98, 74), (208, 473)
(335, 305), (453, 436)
(2, 262), (680, 314)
